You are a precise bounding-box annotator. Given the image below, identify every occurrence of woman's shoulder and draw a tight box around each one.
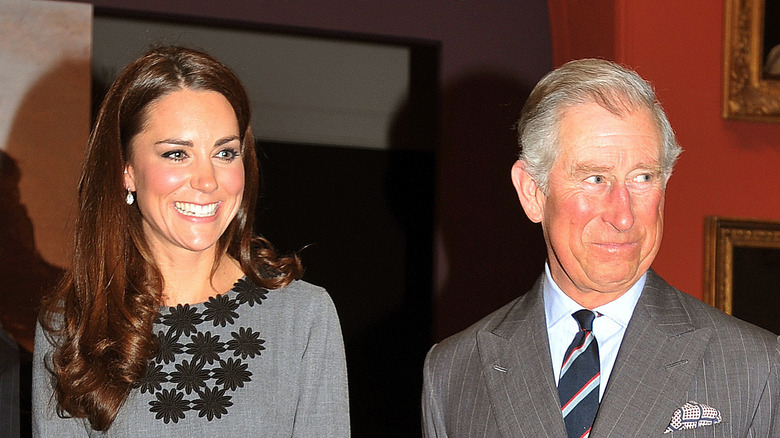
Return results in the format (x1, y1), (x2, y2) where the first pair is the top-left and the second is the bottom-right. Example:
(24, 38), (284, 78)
(267, 280), (333, 309)
(276, 279), (326, 296)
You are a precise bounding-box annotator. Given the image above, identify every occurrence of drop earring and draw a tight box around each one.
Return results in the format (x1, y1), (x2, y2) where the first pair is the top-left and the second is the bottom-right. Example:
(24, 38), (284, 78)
(126, 188), (134, 205)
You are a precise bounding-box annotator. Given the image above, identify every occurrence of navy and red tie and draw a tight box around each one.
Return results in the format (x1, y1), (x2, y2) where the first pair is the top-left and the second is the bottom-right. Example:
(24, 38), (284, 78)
(558, 309), (600, 438)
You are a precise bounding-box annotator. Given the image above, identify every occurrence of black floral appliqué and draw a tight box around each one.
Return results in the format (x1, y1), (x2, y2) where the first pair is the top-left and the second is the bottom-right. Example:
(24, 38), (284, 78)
(138, 363), (167, 394)
(155, 330), (184, 365)
(227, 327), (265, 359)
(212, 357), (253, 391)
(161, 304), (203, 337)
(149, 388), (190, 424)
(169, 359), (210, 395)
(192, 386), (233, 420)
(234, 278), (268, 307)
(185, 331), (226, 365)
(142, 277), (269, 423)
(203, 294), (240, 327)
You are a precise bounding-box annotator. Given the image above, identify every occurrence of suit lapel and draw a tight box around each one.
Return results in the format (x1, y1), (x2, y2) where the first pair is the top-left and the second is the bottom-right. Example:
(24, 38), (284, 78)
(591, 271), (714, 437)
(476, 278), (568, 438)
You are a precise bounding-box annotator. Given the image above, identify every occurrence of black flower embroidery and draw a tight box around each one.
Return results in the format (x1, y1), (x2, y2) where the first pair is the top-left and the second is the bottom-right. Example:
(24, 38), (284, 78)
(161, 304), (203, 337)
(149, 388), (190, 424)
(155, 330), (184, 364)
(185, 331), (225, 365)
(192, 386), (233, 420)
(138, 362), (167, 394)
(234, 278), (268, 307)
(169, 359), (210, 395)
(227, 327), (265, 359)
(203, 294), (239, 327)
(144, 281), (269, 423)
(212, 357), (253, 391)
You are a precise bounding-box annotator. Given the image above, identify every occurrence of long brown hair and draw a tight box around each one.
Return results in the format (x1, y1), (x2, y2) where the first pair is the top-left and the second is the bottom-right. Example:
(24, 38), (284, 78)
(39, 46), (302, 431)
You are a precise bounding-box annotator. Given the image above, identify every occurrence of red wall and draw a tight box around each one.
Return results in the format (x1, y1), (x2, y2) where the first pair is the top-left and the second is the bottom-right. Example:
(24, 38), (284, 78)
(550, 1), (780, 299)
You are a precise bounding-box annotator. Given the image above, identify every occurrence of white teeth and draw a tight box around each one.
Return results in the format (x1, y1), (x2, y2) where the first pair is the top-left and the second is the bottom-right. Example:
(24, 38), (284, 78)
(174, 202), (219, 217)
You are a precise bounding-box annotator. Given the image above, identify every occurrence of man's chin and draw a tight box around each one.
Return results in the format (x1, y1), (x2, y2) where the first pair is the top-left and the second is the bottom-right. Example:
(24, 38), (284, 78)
(583, 266), (641, 294)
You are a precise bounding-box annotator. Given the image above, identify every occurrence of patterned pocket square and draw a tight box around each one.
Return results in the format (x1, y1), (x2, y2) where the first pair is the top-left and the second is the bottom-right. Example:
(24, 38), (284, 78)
(664, 401), (722, 433)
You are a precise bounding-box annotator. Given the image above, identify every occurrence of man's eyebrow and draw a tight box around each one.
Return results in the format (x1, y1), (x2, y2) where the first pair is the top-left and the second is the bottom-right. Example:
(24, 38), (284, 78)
(630, 161), (664, 174)
(569, 161), (663, 176)
(569, 162), (612, 175)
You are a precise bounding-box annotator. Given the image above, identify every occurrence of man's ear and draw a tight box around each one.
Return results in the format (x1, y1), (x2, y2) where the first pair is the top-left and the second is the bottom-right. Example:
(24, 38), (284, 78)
(124, 165), (136, 192)
(511, 160), (544, 223)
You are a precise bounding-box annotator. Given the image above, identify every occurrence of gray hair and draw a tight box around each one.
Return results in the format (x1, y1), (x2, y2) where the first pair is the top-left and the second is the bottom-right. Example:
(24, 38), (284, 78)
(516, 58), (682, 193)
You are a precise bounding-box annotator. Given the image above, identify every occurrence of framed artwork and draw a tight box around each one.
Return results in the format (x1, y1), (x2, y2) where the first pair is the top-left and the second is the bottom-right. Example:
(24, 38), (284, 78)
(704, 216), (780, 334)
(722, 0), (780, 121)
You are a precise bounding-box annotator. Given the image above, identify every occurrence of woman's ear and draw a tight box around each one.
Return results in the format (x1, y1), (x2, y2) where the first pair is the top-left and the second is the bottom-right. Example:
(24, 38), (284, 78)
(124, 165), (136, 192)
(511, 160), (545, 224)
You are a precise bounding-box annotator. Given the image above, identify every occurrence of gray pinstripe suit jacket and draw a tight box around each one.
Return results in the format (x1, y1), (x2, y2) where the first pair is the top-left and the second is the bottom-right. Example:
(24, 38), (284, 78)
(422, 270), (780, 437)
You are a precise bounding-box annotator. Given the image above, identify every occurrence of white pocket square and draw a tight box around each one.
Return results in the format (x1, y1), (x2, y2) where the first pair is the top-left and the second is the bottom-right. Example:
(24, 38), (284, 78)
(664, 401), (722, 433)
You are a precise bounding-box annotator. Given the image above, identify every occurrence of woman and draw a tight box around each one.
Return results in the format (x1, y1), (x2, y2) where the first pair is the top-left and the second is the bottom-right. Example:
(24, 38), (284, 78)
(33, 46), (349, 436)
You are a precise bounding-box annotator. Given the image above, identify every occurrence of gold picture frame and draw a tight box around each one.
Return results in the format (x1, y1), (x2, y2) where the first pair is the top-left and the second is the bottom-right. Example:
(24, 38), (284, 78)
(704, 216), (780, 333)
(723, 0), (780, 121)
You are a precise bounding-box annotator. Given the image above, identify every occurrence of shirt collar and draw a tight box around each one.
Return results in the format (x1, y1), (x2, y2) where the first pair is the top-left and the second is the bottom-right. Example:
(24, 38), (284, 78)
(544, 263), (646, 329)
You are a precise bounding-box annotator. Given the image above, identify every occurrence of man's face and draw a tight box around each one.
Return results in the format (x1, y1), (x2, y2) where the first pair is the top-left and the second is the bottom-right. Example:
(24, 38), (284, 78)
(515, 102), (667, 307)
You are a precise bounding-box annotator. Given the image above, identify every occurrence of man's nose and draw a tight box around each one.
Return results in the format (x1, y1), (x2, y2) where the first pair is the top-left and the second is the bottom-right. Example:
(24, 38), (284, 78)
(603, 182), (634, 231)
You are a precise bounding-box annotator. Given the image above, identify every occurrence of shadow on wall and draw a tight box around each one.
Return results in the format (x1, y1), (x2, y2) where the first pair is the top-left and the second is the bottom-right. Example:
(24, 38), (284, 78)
(435, 70), (548, 341)
(0, 56), (89, 438)
(1, 55), (90, 352)
(0, 151), (64, 353)
(0, 152), (60, 438)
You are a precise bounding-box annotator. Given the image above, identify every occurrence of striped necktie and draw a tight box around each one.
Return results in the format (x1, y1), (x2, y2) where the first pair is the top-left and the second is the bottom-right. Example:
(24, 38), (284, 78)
(558, 309), (600, 438)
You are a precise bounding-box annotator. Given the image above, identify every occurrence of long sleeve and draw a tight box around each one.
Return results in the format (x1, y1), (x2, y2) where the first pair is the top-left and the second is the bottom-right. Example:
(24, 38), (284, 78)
(291, 289), (350, 437)
(747, 335), (780, 437)
(422, 343), (447, 438)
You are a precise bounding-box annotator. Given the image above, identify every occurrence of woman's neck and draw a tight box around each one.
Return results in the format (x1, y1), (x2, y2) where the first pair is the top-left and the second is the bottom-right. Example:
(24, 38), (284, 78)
(153, 249), (244, 306)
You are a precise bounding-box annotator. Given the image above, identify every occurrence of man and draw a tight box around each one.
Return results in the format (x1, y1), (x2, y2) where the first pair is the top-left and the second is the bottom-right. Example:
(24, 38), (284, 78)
(422, 59), (779, 437)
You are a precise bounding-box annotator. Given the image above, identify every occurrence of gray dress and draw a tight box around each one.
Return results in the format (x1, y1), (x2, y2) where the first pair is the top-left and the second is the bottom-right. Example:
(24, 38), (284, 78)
(33, 279), (350, 437)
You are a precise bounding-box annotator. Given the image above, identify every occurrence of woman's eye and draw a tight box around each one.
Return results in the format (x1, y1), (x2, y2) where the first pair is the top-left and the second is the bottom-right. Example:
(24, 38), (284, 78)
(585, 175), (605, 184)
(216, 148), (239, 161)
(162, 150), (187, 161)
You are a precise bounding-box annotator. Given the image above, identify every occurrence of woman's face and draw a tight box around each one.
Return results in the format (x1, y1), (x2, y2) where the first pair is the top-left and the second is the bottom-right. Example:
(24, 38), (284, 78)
(124, 88), (245, 259)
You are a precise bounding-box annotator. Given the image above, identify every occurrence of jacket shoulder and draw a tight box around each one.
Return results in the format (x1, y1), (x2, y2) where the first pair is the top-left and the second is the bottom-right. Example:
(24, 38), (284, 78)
(647, 271), (778, 350)
(426, 294), (525, 368)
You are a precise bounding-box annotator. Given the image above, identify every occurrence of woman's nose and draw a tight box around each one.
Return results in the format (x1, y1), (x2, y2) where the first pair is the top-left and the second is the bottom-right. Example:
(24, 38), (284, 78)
(191, 160), (218, 193)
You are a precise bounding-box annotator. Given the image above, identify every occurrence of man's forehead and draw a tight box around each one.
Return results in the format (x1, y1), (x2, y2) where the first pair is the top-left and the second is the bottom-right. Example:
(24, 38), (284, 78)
(557, 103), (660, 142)
(554, 104), (664, 169)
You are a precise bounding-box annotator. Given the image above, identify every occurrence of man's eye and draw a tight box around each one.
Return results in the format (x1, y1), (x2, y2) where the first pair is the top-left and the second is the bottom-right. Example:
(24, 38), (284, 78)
(585, 175), (604, 184)
(632, 173), (652, 183)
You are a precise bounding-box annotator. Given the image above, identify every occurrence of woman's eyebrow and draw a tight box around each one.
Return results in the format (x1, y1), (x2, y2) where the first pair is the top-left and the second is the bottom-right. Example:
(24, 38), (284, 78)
(215, 135), (240, 146)
(155, 138), (193, 147)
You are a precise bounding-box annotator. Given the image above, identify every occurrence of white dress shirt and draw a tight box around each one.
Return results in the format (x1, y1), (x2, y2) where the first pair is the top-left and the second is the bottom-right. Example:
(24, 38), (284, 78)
(544, 263), (645, 400)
